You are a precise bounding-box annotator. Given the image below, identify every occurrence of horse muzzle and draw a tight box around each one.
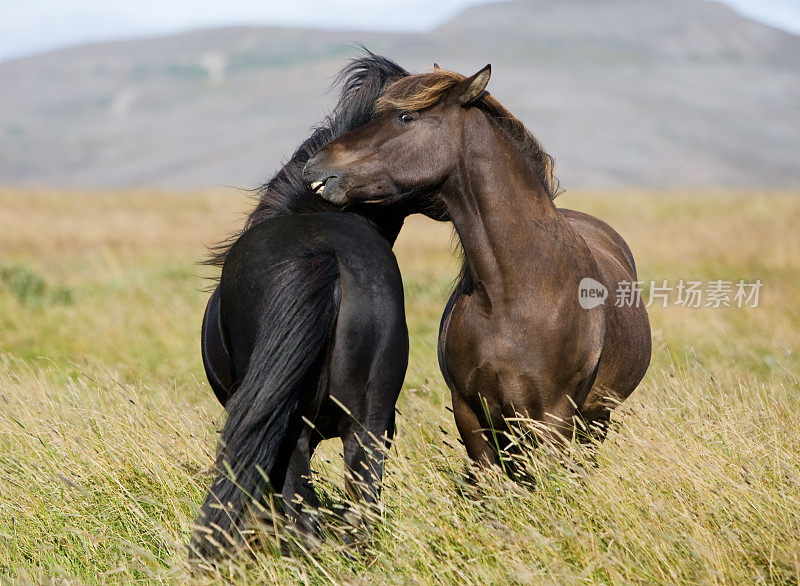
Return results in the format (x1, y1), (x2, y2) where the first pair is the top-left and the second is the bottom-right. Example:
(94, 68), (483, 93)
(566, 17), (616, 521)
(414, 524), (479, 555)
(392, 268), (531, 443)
(303, 154), (346, 204)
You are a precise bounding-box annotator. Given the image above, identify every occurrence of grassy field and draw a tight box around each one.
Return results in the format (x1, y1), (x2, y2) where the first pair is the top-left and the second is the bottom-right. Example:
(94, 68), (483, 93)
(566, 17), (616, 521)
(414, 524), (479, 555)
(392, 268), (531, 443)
(1, 188), (798, 584)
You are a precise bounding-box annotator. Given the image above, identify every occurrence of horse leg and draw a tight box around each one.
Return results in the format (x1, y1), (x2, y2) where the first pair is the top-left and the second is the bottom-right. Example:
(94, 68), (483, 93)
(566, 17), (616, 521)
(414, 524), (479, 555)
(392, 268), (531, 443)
(538, 397), (579, 446)
(579, 409), (612, 446)
(452, 396), (500, 469)
(529, 398), (600, 478)
(341, 413), (395, 528)
(484, 395), (581, 481)
(280, 426), (322, 545)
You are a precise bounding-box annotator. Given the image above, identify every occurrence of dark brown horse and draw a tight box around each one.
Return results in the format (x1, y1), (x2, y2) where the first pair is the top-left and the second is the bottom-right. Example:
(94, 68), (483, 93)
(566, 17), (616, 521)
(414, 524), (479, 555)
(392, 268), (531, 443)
(303, 64), (651, 469)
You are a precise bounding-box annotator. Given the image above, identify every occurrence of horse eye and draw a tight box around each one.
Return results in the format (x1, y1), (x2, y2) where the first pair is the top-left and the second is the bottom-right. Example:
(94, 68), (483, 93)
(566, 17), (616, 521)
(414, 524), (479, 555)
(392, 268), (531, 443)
(399, 112), (414, 124)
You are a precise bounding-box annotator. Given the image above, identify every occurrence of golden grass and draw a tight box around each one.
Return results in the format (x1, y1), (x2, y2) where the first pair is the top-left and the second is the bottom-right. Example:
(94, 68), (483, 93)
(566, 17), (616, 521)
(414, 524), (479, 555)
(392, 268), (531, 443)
(0, 188), (798, 584)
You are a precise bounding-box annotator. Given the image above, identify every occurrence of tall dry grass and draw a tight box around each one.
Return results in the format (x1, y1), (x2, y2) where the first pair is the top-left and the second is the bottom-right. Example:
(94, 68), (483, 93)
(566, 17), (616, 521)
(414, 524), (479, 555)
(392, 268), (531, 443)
(0, 189), (798, 584)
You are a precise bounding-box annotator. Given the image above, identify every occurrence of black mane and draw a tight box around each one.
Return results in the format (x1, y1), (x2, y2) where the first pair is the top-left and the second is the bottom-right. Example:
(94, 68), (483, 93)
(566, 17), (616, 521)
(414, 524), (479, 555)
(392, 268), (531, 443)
(207, 52), (409, 268)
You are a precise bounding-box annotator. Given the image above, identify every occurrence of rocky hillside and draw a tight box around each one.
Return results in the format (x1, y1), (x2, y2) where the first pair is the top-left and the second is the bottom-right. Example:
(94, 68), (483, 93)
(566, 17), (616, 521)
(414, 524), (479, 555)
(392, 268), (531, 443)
(1, 0), (798, 190)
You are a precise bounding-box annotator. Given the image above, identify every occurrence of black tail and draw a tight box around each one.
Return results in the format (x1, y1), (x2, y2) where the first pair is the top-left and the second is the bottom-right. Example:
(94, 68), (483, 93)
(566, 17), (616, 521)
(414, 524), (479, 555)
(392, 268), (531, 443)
(192, 253), (340, 559)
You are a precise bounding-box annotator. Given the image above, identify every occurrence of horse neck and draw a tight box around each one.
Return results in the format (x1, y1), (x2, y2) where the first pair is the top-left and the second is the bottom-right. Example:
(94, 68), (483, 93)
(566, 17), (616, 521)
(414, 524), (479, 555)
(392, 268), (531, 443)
(349, 206), (407, 246)
(442, 110), (570, 303)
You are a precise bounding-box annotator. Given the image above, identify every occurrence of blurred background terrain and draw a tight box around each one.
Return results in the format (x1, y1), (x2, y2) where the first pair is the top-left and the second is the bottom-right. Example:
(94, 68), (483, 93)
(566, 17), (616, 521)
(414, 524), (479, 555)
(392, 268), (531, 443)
(0, 0), (798, 191)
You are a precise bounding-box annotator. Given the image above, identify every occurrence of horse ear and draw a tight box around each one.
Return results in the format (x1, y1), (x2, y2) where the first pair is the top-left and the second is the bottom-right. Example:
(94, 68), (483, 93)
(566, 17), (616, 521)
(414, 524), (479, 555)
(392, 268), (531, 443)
(433, 62), (441, 70)
(453, 64), (491, 106)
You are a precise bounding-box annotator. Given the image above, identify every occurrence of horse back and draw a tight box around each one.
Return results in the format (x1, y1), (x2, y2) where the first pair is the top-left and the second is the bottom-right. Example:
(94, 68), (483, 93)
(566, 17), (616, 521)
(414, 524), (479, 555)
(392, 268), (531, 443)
(560, 208), (638, 279)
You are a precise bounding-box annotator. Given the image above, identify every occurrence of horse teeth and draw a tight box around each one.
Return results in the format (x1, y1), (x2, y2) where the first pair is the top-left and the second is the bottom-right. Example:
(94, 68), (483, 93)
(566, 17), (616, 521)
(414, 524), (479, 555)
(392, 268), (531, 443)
(317, 184), (325, 194)
(311, 180), (323, 191)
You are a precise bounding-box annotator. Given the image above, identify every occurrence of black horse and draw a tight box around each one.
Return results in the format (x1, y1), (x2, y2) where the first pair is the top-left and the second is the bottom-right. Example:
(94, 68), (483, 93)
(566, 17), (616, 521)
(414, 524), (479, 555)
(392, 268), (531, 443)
(192, 54), (412, 560)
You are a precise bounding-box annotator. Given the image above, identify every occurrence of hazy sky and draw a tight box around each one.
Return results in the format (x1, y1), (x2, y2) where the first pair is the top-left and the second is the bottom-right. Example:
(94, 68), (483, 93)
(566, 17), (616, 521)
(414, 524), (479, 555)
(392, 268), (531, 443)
(1, 0), (799, 63)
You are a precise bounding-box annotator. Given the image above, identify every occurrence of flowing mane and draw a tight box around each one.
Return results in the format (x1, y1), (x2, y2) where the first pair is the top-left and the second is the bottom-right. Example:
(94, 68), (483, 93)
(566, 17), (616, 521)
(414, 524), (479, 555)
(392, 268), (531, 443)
(206, 52), (409, 268)
(376, 70), (559, 199)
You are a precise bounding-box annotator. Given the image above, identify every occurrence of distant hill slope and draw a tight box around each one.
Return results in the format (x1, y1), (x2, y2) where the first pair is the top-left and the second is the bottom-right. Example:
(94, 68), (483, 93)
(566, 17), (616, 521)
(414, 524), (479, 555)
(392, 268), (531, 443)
(1, 0), (799, 190)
